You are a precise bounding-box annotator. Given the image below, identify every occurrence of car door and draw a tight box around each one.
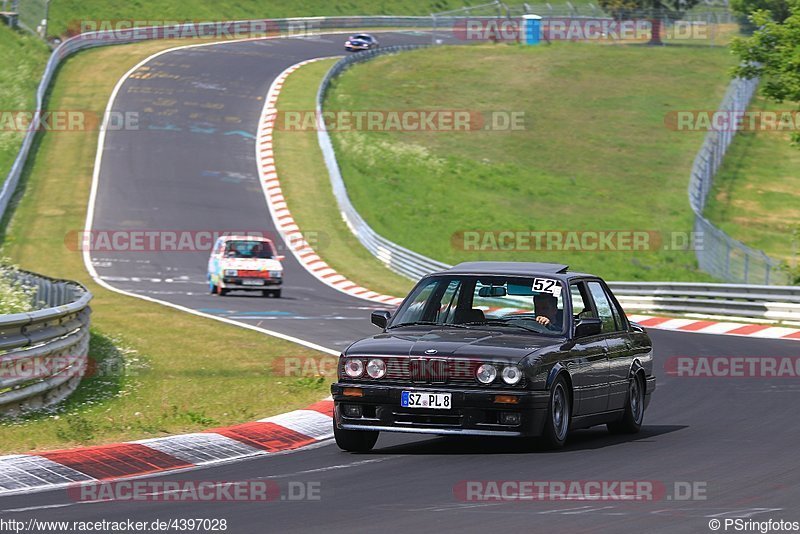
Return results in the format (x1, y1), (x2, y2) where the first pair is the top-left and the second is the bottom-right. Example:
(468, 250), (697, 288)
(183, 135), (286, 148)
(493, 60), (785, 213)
(567, 281), (610, 417)
(586, 280), (630, 413)
(595, 281), (636, 411)
(208, 238), (222, 278)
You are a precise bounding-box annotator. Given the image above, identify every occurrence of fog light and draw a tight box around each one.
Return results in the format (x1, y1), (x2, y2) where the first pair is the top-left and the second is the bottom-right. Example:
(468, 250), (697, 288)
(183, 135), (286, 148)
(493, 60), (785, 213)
(499, 412), (521, 426)
(343, 404), (363, 418)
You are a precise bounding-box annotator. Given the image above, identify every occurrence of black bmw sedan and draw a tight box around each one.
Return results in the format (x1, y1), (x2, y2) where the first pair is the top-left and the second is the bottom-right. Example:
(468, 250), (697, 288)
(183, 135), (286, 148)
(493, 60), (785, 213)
(331, 261), (655, 451)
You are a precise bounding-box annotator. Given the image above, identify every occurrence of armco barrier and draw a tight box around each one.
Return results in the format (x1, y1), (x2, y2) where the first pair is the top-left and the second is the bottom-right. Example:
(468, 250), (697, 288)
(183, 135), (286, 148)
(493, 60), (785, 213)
(316, 46), (800, 322)
(316, 45), (451, 281)
(0, 271), (92, 416)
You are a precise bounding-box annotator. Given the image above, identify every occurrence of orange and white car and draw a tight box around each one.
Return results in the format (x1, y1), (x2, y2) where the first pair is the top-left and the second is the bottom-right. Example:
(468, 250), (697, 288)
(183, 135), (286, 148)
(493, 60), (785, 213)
(207, 235), (284, 297)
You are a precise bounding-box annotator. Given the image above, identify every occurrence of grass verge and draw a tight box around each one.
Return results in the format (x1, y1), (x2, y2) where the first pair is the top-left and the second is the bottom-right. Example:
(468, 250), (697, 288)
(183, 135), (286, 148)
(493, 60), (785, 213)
(0, 38), (334, 454)
(273, 59), (414, 297)
(324, 42), (738, 282)
(0, 25), (50, 180)
(704, 95), (800, 267)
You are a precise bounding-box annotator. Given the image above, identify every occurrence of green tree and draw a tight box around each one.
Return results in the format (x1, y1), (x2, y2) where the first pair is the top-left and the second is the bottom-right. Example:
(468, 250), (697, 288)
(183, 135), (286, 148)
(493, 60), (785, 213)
(598, 0), (701, 44)
(733, 0), (800, 145)
(731, 0), (791, 30)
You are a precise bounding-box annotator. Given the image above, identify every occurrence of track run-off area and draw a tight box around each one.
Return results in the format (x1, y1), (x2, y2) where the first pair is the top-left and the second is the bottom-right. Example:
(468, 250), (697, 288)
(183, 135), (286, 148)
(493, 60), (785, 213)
(1, 32), (798, 533)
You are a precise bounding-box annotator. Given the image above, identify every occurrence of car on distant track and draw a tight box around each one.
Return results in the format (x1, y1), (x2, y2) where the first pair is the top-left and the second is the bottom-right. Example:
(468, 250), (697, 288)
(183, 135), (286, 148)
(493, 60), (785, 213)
(332, 261), (655, 452)
(344, 33), (379, 51)
(207, 235), (284, 297)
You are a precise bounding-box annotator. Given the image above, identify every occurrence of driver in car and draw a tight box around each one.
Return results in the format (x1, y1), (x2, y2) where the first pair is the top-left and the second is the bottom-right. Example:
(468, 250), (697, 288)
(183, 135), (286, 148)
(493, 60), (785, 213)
(534, 294), (562, 331)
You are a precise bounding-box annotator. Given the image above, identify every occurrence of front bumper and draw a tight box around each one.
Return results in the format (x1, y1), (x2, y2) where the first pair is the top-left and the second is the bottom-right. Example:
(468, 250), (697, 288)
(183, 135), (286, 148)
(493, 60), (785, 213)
(220, 276), (282, 290)
(331, 383), (550, 437)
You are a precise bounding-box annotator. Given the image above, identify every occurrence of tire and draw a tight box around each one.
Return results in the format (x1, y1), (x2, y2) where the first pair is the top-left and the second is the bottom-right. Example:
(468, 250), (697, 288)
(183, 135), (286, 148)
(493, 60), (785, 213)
(216, 285), (229, 297)
(539, 375), (571, 450)
(334, 419), (379, 452)
(608, 373), (645, 434)
(272, 289), (281, 298)
(262, 289), (281, 298)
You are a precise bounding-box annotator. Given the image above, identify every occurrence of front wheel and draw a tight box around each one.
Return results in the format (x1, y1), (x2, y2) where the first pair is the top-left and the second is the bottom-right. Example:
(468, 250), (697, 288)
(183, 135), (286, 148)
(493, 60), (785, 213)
(334, 420), (378, 452)
(538, 375), (571, 450)
(608, 373), (645, 434)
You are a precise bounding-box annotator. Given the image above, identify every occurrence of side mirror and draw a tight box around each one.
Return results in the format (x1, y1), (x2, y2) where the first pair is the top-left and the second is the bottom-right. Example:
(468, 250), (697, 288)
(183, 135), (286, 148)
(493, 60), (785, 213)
(574, 317), (602, 338)
(371, 310), (391, 329)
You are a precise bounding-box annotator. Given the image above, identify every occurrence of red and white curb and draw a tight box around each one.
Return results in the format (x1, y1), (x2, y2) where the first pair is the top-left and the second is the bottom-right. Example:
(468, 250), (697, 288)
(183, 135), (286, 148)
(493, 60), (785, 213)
(0, 400), (333, 496)
(255, 59), (403, 308)
(628, 315), (800, 341)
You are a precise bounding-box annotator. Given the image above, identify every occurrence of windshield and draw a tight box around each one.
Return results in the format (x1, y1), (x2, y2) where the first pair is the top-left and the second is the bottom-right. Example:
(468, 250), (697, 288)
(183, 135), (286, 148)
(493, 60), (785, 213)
(390, 274), (567, 336)
(223, 240), (275, 259)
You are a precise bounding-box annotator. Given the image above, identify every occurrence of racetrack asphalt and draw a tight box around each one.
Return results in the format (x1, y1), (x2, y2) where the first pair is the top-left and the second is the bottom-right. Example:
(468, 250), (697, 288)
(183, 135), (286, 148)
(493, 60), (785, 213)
(3, 32), (799, 533)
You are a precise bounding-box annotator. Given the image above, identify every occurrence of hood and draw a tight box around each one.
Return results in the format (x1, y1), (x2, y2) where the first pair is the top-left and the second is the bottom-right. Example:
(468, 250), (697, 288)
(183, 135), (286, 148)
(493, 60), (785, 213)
(345, 327), (562, 363)
(220, 257), (282, 271)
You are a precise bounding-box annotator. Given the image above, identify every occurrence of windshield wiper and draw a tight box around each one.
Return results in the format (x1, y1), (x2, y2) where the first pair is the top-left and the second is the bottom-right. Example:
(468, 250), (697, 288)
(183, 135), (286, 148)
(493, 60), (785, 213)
(463, 319), (543, 333)
(388, 321), (471, 330)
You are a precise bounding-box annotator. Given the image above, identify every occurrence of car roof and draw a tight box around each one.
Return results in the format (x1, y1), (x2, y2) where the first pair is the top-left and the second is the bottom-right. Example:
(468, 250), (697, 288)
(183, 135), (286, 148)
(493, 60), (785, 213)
(437, 261), (596, 281)
(352, 34), (373, 39)
(219, 235), (274, 243)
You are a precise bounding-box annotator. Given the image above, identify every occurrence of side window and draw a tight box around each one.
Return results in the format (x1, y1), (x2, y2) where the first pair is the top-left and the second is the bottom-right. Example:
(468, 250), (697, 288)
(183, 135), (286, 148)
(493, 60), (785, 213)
(607, 289), (627, 331)
(587, 281), (617, 333)
(570, 283), (595, 319)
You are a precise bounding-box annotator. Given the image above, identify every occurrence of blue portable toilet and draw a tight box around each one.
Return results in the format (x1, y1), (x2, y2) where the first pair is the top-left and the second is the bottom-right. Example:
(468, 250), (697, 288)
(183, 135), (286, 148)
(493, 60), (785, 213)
(523, 14), (542, 45)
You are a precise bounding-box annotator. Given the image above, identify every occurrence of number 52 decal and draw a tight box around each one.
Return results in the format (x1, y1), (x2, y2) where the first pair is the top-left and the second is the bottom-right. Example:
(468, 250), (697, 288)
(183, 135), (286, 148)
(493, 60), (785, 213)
(532, 278), (562, 297)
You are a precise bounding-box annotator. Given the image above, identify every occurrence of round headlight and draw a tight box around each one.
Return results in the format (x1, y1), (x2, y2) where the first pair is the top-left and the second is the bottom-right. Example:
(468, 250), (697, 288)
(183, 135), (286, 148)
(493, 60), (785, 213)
(476, 364), (497, 384)
(501, 365), (523, 385)
(366, 358), (386, 379)
(269, 271), (282, 278)
(344, 359), (363, 378)
(224, 269), (238, 276)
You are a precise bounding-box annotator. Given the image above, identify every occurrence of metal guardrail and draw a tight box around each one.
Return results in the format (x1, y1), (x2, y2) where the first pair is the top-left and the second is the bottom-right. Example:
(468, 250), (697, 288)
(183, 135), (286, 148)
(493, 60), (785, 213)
(316, 46), (800, 323)
(316, 45), (451, 281)
(0, 270), (92, 416)
(608, 282), (800, 323)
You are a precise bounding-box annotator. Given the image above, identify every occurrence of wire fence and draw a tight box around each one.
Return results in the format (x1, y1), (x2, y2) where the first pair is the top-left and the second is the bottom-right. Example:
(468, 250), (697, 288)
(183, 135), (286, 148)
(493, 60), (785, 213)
(8, 0), (49, 36)
(687, 76), (787, 285)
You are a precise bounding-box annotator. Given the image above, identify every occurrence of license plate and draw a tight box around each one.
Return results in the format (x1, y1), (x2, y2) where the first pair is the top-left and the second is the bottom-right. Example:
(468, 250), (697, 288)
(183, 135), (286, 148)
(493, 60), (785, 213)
(401, 391), (451, 410)
(242, 279), (265, 286)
